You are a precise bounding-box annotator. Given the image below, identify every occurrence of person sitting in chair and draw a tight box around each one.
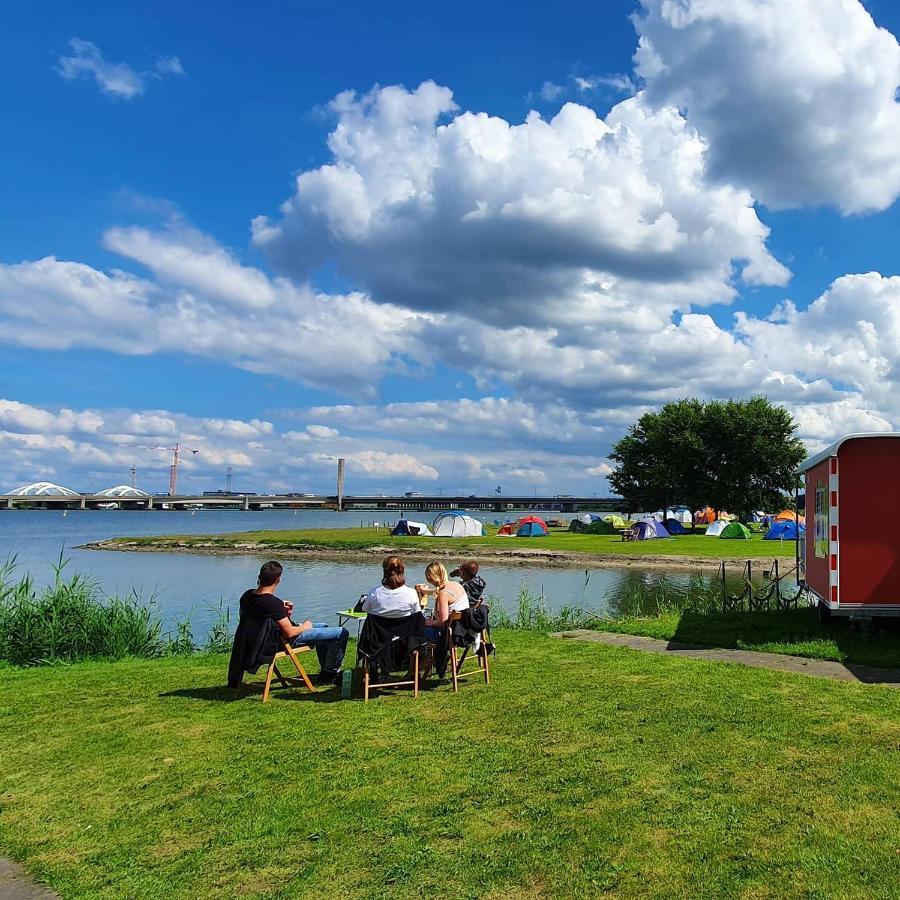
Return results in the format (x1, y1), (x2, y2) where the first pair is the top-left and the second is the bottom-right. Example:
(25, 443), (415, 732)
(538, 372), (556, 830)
(359, 556), (422, 618)
(239, 560), (348, 685)
(450, 559), (486, 606)
(418, 562), (470, 642)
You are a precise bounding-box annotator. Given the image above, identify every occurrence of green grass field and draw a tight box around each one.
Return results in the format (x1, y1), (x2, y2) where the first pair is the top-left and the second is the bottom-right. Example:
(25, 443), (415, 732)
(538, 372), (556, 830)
(595, 607), (900, 669)
(111, 525), (797, 559)
(2, 632), (899, 899)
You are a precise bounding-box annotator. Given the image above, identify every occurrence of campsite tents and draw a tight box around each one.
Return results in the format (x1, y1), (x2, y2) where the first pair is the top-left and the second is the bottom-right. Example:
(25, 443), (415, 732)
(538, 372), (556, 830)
(720, 522), (751, 540)
(390, 519), (433, 536)
(764, 519), (805, 541)
(578, 513), (603, 524)
(774, 509), (805, 525)
(603, 515), (628, 529)
(705, 520), (729, 537)
(641, 519), (671, 538)
(664, 518), (687, 534)
(694, 506), (718, 525)
(586, 519), (616, 535)
(497, 523), (515, 536)
(656, 507), (692, 524)
(631, 521), (659, 540)
(516, 515), (548, 537)
(432, 512), (483, 537)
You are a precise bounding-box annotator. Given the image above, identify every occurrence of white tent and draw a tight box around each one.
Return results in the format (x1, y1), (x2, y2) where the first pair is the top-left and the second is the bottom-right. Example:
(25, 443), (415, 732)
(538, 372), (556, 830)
(432, 512), (483, 537)
(391, 519), (433, 536)
(655, 507), (693, 524)
(705, 520), (729, 537)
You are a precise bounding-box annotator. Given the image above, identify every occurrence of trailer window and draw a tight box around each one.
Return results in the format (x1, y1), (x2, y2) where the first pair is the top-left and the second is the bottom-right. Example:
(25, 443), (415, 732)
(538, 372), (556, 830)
(814, 481), (828, 558)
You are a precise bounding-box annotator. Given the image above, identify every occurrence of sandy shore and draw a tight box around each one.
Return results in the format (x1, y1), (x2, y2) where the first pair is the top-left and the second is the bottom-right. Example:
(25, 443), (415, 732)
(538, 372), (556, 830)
(78, 538), (760, 571)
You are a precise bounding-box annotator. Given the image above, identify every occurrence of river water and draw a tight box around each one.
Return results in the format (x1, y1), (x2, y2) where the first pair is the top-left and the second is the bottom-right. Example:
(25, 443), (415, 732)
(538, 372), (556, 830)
(0, 508), (746, 637)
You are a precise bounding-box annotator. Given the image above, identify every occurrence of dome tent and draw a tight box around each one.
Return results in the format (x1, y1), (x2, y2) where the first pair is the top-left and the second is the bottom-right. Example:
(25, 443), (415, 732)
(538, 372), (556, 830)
(432, 512), (483, 537)
(719, 522), (751, 540)
(391, 519), (433, 536)
(705, 520), (729, 537)
(630, 521), (658, 540)
(516, 515), (548, 537)
(664, 518), (687, 534)
(586, 519), (616, 535)
(603, 514), (628, 530)
(641, 519), (671, 538)
(764, 519), (804, 541)
(774, 509), (805, 525)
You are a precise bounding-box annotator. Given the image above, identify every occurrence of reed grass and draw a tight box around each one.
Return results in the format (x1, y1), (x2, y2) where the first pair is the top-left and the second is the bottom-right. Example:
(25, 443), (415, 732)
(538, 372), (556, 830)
(0, 557), (231, 666)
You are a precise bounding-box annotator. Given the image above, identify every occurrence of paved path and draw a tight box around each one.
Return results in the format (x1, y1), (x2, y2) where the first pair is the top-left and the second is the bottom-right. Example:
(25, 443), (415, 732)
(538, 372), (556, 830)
(0, 859), (60, 899)
(554, 630), (900, 688)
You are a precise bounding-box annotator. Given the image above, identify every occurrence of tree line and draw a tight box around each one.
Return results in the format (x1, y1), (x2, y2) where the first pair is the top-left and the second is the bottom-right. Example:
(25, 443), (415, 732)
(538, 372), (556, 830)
(608, 397), (806, 522)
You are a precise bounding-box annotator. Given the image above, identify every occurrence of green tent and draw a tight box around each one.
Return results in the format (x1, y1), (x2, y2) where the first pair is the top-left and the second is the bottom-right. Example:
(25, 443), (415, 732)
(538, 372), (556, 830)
(603, 514), (628, 529)
(719, 522), (751, 540)
(587, 519), (617, 535)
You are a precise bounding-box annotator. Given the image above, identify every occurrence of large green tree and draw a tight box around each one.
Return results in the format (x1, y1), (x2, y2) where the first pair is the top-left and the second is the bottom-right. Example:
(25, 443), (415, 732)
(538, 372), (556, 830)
(608, 397), (806, 520)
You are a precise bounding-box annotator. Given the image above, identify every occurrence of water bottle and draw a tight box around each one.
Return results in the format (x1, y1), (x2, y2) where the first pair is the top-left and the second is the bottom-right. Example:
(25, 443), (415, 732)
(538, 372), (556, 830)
(341, 669), (353, 699)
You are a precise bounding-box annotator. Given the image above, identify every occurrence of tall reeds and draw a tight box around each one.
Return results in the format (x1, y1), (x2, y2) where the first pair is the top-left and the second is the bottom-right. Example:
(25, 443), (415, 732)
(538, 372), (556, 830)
(0, 557), (231, 666)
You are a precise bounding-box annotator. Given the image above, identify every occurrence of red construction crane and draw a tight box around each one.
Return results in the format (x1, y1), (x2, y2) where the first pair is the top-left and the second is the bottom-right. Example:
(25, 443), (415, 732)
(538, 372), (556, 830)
(132, 443), (199, 495)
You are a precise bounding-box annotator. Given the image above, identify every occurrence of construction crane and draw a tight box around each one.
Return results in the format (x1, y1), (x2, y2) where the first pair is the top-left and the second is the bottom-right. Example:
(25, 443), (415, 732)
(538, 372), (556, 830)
(131, 443), (199, 495)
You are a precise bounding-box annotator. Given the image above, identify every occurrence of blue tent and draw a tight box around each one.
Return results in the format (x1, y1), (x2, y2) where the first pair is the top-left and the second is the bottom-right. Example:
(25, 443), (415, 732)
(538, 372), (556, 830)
(664, 518), (687, 534)
(516, 520), (548, 537)
(641, 519), (671, 538)
(764, 519), (804, 540)
(631, 521), (658, 540)
(390, 519), (433, 536)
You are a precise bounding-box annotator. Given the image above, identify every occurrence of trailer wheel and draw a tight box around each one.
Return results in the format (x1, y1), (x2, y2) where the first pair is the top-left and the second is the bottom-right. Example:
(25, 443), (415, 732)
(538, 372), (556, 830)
(817, 600), (831, 625)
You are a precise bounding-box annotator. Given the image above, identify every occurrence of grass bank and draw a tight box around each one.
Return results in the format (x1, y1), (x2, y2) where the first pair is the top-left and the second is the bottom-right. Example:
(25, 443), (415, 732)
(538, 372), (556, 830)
(2, 632), (899, 899)
(91, 525), (797, 564)
(594, 607), (900, 670)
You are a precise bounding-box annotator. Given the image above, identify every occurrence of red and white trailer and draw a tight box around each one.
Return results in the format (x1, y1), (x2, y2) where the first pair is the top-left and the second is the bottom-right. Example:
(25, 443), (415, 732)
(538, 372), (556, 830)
(799, 433), (900, 618)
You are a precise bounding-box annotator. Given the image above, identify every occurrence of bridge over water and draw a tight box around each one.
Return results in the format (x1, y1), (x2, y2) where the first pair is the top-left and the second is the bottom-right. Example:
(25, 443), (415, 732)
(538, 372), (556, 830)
(0, 493), (629, 513)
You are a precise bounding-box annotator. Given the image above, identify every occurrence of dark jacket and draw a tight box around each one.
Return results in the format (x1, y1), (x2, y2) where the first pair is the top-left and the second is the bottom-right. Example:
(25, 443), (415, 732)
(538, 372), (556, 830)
(357, 612), (427, 677)
(227, 615), (284, 689)
(462, 575), (486, 606)
(452, 604), (489, 645)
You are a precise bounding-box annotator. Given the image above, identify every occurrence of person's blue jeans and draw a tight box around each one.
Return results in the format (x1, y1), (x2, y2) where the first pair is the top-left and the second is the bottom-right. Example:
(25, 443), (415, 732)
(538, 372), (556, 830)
(424, 626), (443, 642)
(292, 623), (349, 674)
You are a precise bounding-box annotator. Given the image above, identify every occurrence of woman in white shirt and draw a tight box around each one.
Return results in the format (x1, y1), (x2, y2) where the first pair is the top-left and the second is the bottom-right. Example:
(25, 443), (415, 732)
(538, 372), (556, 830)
(361, 556), (421, 618)
(418, 562), (469, 641)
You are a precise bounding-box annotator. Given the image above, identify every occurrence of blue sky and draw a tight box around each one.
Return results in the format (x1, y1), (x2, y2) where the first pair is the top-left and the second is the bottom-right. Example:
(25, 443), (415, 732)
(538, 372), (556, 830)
(2, 0), (900, 495)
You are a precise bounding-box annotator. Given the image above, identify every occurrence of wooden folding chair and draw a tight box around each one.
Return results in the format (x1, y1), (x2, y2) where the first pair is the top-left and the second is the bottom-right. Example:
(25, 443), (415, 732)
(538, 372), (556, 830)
(261, 642), (316, 702)
(360, 647), (420, 702)
(447, 611), (491, 693)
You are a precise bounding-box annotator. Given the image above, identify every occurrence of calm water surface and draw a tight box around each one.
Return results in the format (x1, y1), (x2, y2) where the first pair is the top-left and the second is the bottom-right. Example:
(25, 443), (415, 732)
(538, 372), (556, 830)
(0, 509), (749, 635)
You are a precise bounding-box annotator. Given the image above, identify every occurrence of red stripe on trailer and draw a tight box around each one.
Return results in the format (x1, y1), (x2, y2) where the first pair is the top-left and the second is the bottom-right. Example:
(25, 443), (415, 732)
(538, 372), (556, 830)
(830, 457), (838, 474)
(831, 525), (838, 542)
(830, 554), (837, 570)
(830, 490), (837, 506)
(831, 585), (838, 602)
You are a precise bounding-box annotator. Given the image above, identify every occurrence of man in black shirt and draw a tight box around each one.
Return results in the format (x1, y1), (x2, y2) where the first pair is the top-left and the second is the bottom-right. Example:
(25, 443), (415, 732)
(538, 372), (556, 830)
(239, 560), (349, 684)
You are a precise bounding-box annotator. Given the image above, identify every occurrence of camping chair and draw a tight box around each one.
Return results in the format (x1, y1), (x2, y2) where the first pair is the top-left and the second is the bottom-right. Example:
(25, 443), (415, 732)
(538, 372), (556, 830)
(621, 526), (636, 542)
(356, 613), (425, 702)
(446, 610), (491, 693)
(261, 642), (315, 702)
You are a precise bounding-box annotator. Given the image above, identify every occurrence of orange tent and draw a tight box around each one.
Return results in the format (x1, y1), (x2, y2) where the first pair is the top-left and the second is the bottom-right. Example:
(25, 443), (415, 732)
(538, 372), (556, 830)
(774, 509), (806, 525)
(694, 507), (717, 525)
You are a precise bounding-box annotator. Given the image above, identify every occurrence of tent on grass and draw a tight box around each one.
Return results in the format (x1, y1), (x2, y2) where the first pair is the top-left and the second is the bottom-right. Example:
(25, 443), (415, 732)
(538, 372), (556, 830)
(774, 509), (805, 525)
(603, 514), (628, 529)
(664, 518), (688, 534)
(586, 519), (616, 535)
(390, 519), (433, 536)
(578, 513), (603, 524)
(516, 515), (549, 537)
(641, 519), (671, 538)
(497, 522), (515, 536)
(764, 519), (805, 541)
(432, 512), (483, 537)
(719, 522), (751, 540)
(694, 506), (717, 525)
(705, 519), (730, 537)
(631, 521), (659, 540)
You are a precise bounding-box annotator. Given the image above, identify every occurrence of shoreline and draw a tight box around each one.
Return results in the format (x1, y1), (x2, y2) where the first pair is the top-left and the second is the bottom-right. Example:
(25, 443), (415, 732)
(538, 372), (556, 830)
(78, 538), (766, 572)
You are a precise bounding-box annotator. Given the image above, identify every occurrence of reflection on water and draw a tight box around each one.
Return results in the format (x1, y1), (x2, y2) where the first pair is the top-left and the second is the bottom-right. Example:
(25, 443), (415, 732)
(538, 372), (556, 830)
(0, 509), (792, 633)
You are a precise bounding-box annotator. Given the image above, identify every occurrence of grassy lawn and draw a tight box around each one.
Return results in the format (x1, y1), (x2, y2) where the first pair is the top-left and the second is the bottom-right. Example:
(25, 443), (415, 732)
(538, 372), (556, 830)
(2, 632), (900, 899)
(110, 526), (797, 559)
(596, 607), (900, 669)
